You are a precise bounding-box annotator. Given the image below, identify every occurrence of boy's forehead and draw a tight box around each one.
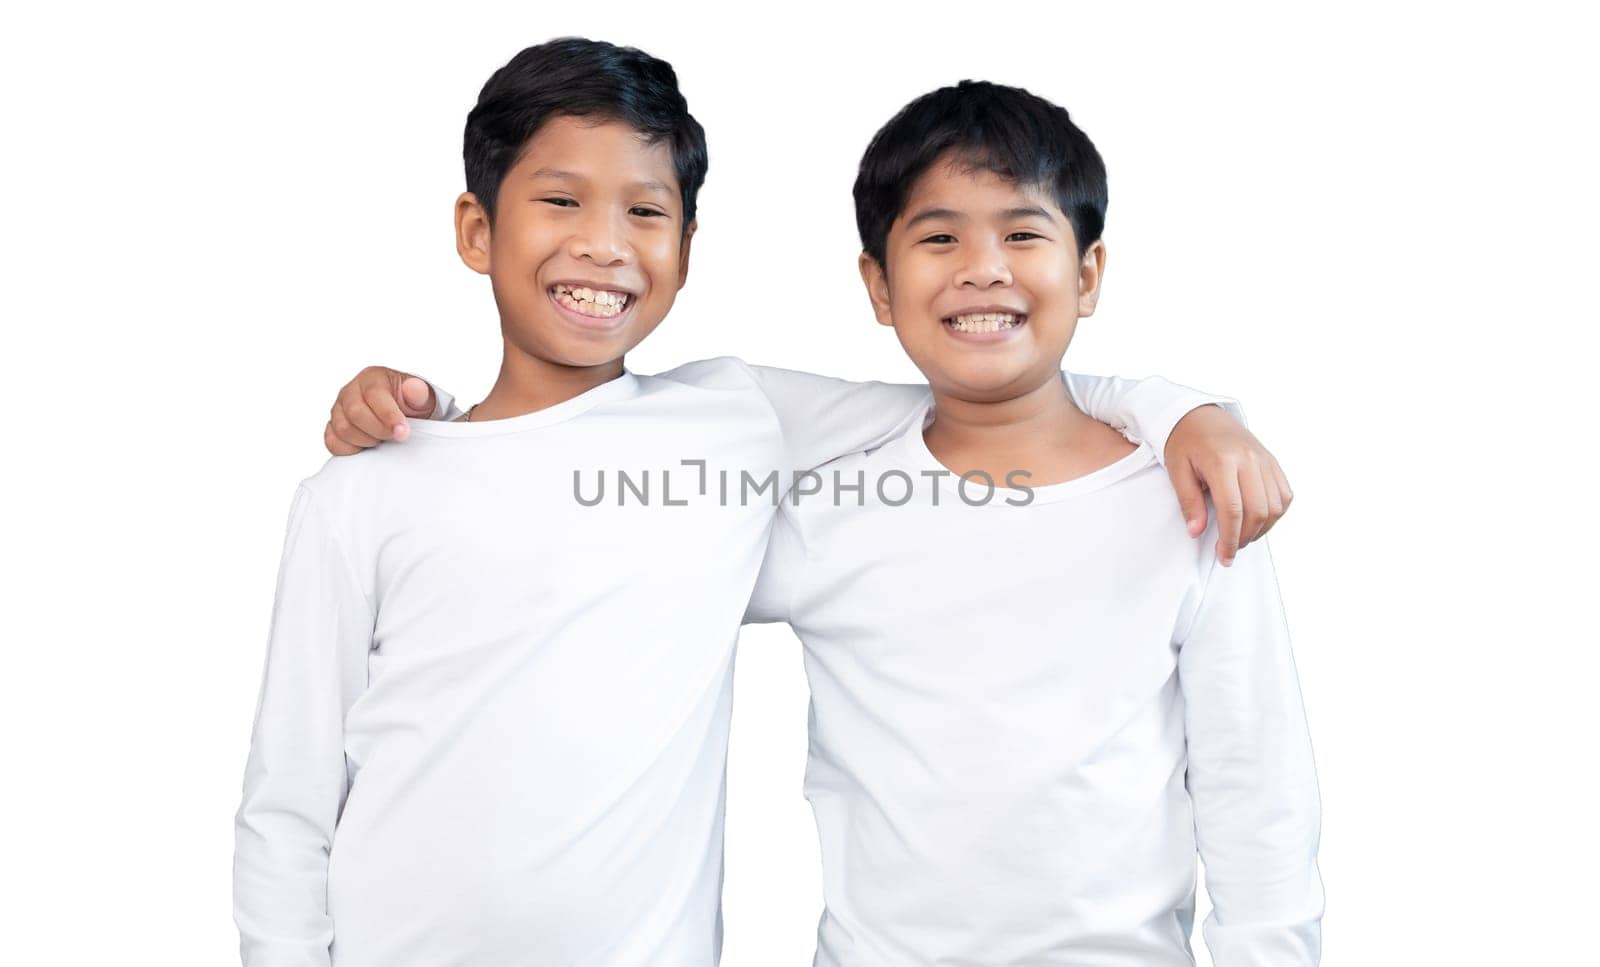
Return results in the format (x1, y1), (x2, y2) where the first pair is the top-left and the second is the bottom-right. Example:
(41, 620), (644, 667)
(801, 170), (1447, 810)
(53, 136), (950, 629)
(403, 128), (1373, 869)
(899, 160), (1059, 223)
(514, 115), (679, 191)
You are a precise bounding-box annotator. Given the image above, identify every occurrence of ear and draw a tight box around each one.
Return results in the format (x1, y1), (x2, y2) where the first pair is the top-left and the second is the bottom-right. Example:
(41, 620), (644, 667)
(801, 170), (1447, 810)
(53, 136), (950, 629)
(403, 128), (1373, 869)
(1076, 239), (1107, 317)
(455, 192), (492, 275)
(676, 219), (697, 290)
(858, 252), (894, 327)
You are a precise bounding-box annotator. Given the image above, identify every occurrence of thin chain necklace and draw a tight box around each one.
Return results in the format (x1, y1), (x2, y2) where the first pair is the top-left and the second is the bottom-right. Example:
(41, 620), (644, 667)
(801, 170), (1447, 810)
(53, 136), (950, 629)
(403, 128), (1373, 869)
(465, 402), (480, 422)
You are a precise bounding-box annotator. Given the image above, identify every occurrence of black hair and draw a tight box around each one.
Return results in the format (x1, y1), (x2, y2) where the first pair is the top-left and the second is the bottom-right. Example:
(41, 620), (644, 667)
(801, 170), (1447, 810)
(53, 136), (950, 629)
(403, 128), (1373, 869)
(853, 80), (1107, 266)
(463, 37), (708, 230)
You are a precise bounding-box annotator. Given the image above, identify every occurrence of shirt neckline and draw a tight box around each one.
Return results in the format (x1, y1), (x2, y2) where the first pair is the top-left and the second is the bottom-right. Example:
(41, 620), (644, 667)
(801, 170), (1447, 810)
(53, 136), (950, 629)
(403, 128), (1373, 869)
(890, 399), (1158, 505)
(405, 369), (643, 438)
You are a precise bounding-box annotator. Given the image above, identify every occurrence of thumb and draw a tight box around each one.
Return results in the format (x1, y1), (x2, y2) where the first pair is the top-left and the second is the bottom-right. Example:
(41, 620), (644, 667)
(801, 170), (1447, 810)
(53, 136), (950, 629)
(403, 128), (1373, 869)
(398, 375), (435, 417)
(1168, 459), (1209, 538)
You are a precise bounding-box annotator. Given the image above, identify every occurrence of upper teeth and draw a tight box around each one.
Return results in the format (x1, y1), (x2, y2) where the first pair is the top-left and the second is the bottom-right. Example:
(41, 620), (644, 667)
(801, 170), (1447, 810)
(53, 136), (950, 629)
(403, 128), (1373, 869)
(553, 284), (630, 317)
(948, 312), (1021, 333)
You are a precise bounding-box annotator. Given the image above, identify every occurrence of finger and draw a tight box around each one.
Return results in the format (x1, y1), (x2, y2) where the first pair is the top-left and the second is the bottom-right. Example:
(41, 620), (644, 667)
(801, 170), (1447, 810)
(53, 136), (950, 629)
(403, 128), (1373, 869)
(325, 421), (360, 457)
(1237, 460), (1272, 550)
(360, 378), (412, 442)
(1208, 464), (1245, 566)
(1166, 456), (1210, 538)
(1257, 460), (1293, 539)
(329, 406), (381, 449)
(337, 382), (393, 442)
(398, 375), (436, 418)
(330, 376), (375, 439)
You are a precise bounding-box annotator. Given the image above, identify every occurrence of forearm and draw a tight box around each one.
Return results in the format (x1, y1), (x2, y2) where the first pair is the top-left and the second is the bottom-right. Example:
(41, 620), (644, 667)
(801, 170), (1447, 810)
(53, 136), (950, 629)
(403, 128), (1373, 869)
(234, 692), (349, 964)
(1064, 371), (1245, 462)
(234, 783), (339, 966)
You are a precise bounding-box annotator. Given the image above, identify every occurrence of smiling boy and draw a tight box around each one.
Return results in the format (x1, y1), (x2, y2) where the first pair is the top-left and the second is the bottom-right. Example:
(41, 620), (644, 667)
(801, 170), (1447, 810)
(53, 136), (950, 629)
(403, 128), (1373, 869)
(238, 38), (1292, 967)
(737, 81), (1324, 965)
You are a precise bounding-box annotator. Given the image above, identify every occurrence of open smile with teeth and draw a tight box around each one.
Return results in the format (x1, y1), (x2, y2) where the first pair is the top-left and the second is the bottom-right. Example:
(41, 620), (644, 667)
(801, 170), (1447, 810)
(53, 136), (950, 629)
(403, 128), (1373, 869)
(551, 283), (632, 319)
(944, 311), (1025, 333)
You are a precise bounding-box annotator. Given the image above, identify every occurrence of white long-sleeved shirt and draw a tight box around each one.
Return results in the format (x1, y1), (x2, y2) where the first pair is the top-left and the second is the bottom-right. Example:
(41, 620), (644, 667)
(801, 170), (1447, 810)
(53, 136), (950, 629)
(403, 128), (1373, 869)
(234, 357), (1234, 967)
(746, 394), (1323, 967)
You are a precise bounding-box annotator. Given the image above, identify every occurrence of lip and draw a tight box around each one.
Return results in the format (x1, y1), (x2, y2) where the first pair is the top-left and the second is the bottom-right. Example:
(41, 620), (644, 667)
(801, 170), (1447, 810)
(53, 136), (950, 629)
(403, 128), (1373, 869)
(940, 303), (1029, 319)
(547, 280), (638, 333)
(549, 278), (639, 299)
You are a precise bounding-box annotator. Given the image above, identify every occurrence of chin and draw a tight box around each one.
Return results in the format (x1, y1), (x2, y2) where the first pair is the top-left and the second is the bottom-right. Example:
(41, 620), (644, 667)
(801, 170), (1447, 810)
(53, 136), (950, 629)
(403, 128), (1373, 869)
(554, 339), (638, 368)
(502, 327), (625, 370)
(931, 362), (1032, 399)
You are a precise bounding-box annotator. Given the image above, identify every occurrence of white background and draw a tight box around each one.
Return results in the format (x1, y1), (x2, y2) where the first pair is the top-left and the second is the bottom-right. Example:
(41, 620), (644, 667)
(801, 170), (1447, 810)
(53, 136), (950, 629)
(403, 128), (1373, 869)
(3, 2), (1595, 963)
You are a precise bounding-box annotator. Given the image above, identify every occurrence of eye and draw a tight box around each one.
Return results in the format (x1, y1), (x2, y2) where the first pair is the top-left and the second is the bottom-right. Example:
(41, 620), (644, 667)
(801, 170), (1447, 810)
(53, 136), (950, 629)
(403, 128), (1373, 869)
(1007, 232), (1044, 242)
(541, 197), (577, 208)
(630, 206), (667, 218)
(920, 234), (957, 245)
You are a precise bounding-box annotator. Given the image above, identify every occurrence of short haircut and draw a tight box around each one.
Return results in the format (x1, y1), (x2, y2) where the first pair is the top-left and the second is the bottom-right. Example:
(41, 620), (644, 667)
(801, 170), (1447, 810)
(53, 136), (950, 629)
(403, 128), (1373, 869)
(463, 37), (708, 230)
(853, 80), (1108, 266)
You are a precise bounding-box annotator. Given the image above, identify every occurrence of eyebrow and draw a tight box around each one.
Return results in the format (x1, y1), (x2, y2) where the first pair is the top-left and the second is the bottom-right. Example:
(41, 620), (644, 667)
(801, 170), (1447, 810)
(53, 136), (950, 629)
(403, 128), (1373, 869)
(529, 167), (674, 196)
(903, 205), (1058, 229)
(904, 207), (964, 229)
(1001, 205), (1058, 223)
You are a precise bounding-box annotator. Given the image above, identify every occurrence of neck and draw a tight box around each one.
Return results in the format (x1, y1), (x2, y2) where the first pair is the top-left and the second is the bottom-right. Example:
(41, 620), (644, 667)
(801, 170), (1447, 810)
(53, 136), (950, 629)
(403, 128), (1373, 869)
(471, 339), (625, 420)
(923, 375), (1107, 482)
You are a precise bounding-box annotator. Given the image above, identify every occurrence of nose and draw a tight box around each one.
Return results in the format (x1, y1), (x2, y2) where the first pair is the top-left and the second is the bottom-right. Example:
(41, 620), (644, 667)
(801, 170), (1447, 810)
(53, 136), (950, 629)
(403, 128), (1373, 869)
(954, 239), (1012, 290)
(569, 207), (631, 266)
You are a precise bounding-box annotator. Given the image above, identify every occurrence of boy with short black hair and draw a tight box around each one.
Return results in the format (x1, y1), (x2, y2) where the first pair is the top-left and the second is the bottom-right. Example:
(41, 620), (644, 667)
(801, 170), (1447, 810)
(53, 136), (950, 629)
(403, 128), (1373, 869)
(741, 79), (1323, 965)
(244, 38), (1289, 967)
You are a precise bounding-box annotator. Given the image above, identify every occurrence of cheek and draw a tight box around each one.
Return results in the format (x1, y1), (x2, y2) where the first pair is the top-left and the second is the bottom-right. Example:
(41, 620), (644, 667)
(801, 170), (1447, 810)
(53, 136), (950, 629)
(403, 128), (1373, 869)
(638, 235), (684, 290)
(887, 259), (945, 315)
(1026, 254), (1079, 298)
(491, 220), (554, 274)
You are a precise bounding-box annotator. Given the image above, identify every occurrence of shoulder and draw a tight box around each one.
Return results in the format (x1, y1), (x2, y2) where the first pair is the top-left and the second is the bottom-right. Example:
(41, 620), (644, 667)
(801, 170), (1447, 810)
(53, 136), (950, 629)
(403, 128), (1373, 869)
(648, 355), (761, 392)
(292, 437), (436, 524)
(290, 454), (370, 530)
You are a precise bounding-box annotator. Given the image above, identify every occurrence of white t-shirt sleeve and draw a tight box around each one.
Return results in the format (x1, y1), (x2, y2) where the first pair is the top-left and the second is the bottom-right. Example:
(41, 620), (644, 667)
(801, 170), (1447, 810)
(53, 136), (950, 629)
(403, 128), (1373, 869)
(743, 505), (807, 626)
(234, 484), (374, 967)
(742, 364), (928, 477)
(1065, 372), (1245, 463)
(1176, 528), (1324, 966)
(748, 363), (1242, 473)
(422, 364), (1243, 461)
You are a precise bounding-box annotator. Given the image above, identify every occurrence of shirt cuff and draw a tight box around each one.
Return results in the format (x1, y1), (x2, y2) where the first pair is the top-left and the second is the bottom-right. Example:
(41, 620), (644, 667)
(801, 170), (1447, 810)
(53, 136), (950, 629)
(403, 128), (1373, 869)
(430, 383), (464, 421)
(1144, 393), (1248, 464)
